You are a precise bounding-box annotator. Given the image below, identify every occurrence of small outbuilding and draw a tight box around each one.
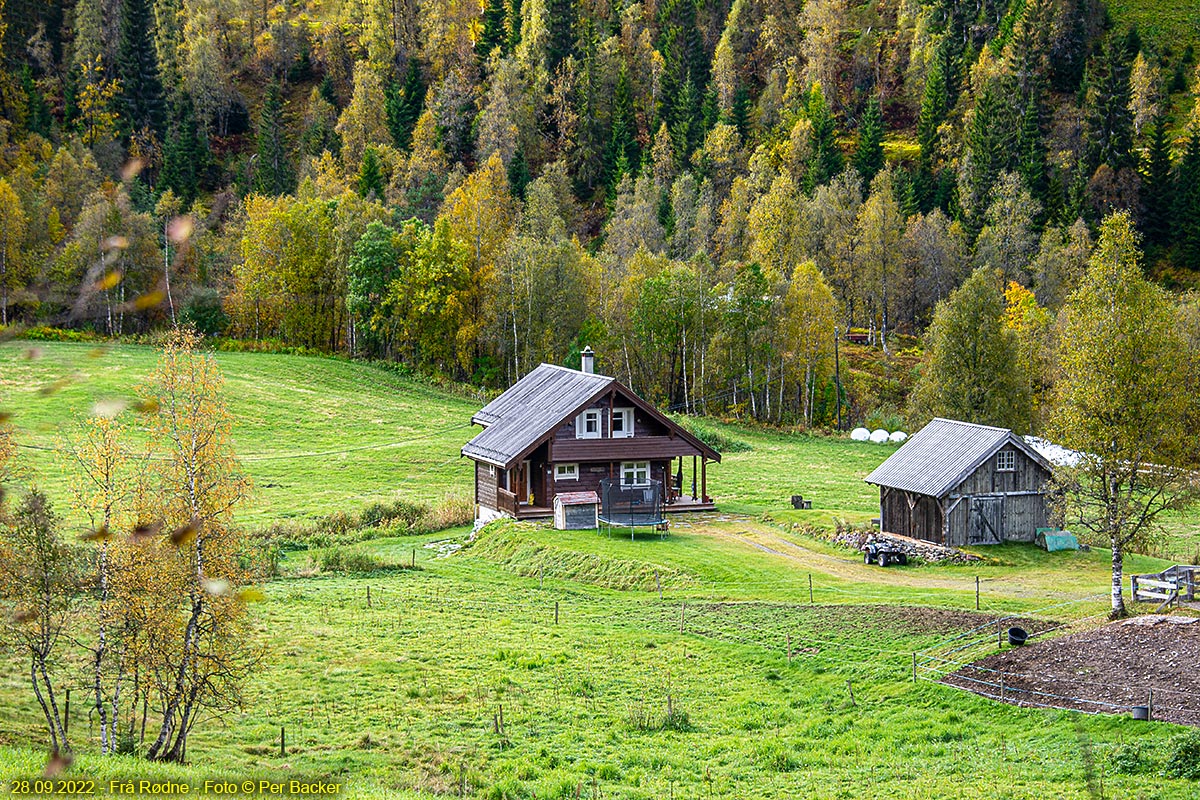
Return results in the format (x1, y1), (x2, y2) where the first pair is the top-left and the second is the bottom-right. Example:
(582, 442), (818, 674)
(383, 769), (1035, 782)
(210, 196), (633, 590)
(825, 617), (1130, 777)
(864, 418), (1054, 547)
(554, 491), (600, 530)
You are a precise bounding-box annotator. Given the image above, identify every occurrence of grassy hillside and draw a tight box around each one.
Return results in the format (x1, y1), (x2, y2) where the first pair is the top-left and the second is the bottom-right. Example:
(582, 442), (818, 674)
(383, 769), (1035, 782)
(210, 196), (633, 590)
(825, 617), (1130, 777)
(0, 522), (1189, 798)
(2, 342), (1199, 797)
(0, 342), (481, 526)
(1108, 0), (1200, 51)
(0, 341), (895, 528)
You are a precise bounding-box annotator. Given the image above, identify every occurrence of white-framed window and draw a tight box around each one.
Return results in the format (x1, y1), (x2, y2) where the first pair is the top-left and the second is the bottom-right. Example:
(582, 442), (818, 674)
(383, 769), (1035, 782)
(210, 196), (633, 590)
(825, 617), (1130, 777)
(996, 450), (1015, 472)
(621, 461), (650, 486)
(611, 407), (634, 438)
(576, 409), (602, 439)
(554, 463), (579, 481)
(486, 464), (495, 477)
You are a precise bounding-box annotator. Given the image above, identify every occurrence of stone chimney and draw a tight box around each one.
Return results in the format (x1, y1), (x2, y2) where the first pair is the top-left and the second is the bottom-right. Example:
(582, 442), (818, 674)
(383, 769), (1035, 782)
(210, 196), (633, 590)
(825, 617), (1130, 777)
(580, 346), (595, 374)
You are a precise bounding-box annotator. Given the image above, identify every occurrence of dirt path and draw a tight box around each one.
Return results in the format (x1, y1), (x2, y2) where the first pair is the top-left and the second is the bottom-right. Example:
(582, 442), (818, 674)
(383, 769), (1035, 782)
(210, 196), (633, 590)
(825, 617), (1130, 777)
(682, 516), (1108, 603)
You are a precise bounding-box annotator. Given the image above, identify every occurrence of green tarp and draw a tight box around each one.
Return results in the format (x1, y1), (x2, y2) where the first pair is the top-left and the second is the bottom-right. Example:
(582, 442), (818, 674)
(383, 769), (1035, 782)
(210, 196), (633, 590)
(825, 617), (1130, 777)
(1036, 529), (1079, 551)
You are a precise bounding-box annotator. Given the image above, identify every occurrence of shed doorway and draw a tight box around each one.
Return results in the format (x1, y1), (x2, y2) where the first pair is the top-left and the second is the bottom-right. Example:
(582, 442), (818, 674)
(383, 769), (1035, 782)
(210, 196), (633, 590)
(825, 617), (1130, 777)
(969, 496), (1003, 545)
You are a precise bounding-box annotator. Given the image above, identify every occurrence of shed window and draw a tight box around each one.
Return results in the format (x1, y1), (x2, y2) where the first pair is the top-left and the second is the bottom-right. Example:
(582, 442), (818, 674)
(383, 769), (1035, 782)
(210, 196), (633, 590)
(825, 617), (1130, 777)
(996, 450), (1015, 471)
(621, 461), (650, 486)
(576, 409), (602, 439)
(487, 464), (495, 477)
(554, 463), (579, 481)
(611, 408), (634, 438)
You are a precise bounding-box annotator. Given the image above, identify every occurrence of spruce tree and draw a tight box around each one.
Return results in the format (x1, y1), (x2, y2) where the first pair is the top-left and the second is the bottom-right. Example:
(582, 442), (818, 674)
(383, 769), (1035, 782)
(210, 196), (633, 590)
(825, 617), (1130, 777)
(547, 0), (578, 76)
(853, 96), (885, 187)
(476, 0), (508, 61)
(1016, 93), (1048, 211)
(117, 0), (166, 135)
(606, 65), (639, 191)
(1141, 114), (1174, 248)
(22, 67), (52, 138)
(916, 54), (948, 211)
(386, 60), (425, 152)
(1084, 35), (1134, 172)
(508, 0), (524, 52)
(357, 146), (386, 200)
(160, 94), (208, 203)
(253, 82), (295, 196)
(1174, 130), (1200, 271)
(805, 86), (843, 193)
(508, 145), (531, 200)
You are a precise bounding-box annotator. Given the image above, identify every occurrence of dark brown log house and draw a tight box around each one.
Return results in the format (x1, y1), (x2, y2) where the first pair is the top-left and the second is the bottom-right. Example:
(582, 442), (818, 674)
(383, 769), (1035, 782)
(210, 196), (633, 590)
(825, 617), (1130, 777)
(462, 349), (720, 521)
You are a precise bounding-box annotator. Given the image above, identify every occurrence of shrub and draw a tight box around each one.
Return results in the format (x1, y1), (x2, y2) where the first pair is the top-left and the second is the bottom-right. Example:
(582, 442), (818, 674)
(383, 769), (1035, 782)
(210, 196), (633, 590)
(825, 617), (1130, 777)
(180, 287), (228, 336)
(320, 547), (388, 573)
(1164, 730), (1200, 779)
(1110, 741), (1152, 775)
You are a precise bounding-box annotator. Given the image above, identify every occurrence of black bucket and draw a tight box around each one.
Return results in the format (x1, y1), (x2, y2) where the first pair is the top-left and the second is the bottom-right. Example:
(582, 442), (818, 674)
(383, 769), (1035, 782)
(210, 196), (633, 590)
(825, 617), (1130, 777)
(1131, 705), (1150, 721)
(1007, 626), (1028, 646)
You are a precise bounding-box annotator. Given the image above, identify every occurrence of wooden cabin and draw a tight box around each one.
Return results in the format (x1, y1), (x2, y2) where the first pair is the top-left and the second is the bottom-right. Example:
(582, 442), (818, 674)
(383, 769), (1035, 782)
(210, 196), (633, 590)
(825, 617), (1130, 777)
(462, 348), (721, 522)
(864, 418), (1053, 547)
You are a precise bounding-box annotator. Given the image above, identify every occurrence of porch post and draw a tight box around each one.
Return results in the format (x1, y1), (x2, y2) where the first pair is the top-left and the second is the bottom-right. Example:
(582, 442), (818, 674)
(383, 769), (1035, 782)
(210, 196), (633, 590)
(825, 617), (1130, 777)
(701, 457), (708, 503)
(692, 455), (697, 499)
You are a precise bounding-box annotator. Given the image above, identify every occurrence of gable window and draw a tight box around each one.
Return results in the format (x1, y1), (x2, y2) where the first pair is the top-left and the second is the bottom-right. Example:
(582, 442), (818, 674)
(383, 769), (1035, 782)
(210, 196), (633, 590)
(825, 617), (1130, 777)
(621, 461), (650, 486)
(996, 450), (1015, 472)
(611, 408), (634, 438)
(576, 409), (602, 439)
(554, 463), (579, 481)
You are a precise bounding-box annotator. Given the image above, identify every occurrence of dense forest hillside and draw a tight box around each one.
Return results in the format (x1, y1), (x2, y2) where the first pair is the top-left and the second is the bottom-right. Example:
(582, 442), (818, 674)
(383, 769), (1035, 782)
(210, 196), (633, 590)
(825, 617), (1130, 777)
(1, 0), (1199, 429)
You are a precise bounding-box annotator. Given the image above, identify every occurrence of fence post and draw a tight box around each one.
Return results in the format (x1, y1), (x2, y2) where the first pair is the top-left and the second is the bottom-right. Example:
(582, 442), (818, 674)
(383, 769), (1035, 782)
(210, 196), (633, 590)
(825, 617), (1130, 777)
(367, 586), (371, 608)
(808, 574), (813, 604)
(787, 633), (792, 663)
(280, 726), (286, 757)
(912, 653), (917, 683)
(1149, 688), (1154, 721)
(655, 570), (662, 600)
(554, 600), (559, 625)
(975, 576), (980, 610)
(680, 602), (686, 634)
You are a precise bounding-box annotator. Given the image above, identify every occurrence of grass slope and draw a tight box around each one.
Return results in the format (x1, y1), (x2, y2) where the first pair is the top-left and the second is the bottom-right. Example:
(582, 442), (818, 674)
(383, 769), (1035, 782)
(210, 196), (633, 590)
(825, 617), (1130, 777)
(1, 523), (1189, 798)
(1107, 0), (1200, 51)
(0, 342), (480, 526)
(1, 342), (1198, 797)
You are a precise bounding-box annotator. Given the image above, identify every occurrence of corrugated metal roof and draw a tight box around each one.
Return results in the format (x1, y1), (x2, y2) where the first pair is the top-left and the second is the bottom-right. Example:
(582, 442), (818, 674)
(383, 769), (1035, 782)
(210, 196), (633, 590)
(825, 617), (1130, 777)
(864, 418), (1051, 498)
(462, 364), (612, 467)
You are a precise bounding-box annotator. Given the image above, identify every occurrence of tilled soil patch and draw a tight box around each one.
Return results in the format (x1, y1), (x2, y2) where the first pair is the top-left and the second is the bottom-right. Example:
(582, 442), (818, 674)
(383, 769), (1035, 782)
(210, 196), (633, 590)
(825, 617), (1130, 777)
(943, 615), (1200, 725)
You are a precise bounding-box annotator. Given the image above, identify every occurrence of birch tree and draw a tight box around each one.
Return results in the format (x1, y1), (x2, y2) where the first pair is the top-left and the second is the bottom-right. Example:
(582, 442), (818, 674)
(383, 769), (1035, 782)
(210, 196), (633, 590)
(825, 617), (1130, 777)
(1051, 212), (1200, 617)
(141, 329), (254, 762)
(0, 491), (81, 756)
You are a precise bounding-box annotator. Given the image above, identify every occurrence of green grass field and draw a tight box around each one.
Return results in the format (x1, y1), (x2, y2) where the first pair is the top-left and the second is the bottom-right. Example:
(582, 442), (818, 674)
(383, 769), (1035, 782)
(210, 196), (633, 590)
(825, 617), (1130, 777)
(0, 342), (480, 526)
(1, 341), (1199, 798)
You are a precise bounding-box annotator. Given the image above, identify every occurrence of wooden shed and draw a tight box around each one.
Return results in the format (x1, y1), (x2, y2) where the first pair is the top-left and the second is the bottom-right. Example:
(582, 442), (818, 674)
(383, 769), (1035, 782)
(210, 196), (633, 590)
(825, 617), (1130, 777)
(554, 491), (599, 530)
(864, 418), (1054, 547)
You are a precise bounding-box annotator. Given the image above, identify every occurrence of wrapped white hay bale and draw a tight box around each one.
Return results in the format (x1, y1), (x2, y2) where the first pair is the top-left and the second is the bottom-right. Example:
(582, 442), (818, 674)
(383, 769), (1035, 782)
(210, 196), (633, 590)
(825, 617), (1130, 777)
(870, 429), (890, 443)
(889, 431), (908, 443)
(851, 427), (871, 441)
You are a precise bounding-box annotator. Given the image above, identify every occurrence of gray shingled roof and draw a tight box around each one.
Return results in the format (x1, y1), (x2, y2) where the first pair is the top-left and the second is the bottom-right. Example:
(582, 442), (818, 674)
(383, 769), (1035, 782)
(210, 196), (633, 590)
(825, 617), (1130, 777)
(462, 364), (612, 467)
(864, 418), (1051, 498)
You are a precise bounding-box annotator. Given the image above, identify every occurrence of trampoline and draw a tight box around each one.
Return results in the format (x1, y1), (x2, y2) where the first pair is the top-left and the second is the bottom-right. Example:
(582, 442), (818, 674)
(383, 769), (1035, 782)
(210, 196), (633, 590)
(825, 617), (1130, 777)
(599, 478), (667, 539)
